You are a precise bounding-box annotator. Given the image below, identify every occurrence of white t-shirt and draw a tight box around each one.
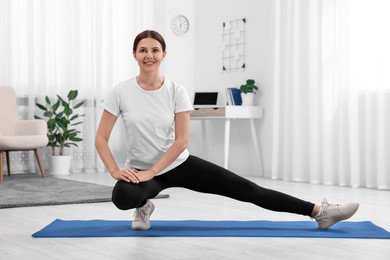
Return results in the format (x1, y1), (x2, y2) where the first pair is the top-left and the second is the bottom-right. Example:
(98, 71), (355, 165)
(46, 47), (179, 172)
(103, 77), (193, 174)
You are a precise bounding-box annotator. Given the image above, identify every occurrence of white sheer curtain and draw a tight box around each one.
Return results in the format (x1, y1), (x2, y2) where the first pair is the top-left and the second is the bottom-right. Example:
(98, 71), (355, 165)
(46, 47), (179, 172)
(0, 0), (138, 98)
(0, 0), (154, 174)
(272, 0), (390, 189)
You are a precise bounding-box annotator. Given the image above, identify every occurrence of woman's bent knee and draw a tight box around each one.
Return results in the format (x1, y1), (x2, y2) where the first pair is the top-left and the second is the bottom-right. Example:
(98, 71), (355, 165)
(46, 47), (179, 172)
(111, 181), (141, 210)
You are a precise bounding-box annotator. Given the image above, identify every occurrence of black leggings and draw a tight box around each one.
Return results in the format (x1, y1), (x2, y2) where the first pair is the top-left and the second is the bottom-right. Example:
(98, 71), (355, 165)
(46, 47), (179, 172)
(112, 155), (315, 217)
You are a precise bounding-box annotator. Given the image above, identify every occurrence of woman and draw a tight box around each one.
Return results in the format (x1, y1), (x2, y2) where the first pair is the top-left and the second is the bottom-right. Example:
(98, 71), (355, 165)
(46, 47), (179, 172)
(95, 30), (359, 231)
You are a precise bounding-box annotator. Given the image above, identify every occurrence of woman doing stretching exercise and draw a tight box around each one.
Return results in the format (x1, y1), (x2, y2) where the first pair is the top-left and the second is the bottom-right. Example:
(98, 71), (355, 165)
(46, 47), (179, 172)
(95, 30), (359, 231)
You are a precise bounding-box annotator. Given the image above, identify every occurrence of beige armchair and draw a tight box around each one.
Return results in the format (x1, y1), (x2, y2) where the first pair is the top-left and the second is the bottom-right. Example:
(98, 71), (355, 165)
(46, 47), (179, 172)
(0, 87), (48, 183)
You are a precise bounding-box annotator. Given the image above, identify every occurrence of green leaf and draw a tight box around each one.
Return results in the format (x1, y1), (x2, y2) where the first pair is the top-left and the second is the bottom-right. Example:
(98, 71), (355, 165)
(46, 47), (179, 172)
(68, 133), (77, 138)
(45, 96), (51, 105)
(52, 100), (60, 113)
(67, 129), (77, 133)
(68, 90), (78, 101)
(247, 79), (255, 85)
(64, 106), (72, 116)
(57, 95), (65, 103)
(36, 103), (47, 111)
(62, 99), (70, 109)
(71, 122), (83, 126)
(56, 112), (64, 118)
(56, 135), (63, 143)
(56, 118), (67, 129)
(44, 111), (53, 118)
(70, 114), (79, 121)
(34, 115), (42, 120)
(240, 85), (248, 94)
(69, 137), (83, 142)
(73, 100), (85, 109)
(66, 143), (79, 147)
(47, 119), (56, 129)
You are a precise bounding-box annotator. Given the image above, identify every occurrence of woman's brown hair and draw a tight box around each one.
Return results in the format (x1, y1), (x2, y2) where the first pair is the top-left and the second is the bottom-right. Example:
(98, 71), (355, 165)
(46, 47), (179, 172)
(133, 30), (166, 52)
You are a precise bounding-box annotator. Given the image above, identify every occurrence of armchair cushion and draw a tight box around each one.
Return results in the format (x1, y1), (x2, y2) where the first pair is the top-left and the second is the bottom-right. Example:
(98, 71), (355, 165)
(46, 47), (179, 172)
(0, 135), (48, 150)
(0, 120), (48, 150)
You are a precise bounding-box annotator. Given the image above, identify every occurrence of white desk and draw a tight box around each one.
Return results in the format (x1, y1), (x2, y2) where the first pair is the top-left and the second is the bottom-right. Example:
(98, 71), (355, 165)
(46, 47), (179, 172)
(190, 106), (264, 176)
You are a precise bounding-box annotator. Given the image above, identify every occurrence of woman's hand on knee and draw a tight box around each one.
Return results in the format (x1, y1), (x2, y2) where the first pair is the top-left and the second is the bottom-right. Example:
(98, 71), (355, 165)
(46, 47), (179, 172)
(135, 169), (156, 182)
(111, 168), (140, 183)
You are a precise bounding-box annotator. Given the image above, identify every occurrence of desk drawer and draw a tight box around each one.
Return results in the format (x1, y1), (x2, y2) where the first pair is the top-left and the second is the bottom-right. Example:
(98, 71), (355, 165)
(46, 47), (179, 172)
(191, 108), (225, 117)
(191, 106), (263, 119)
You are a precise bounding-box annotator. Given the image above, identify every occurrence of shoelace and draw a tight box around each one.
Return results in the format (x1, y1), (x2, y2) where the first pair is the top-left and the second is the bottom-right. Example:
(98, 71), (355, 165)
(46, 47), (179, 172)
(321, 198), (340, 212)
(134, 204), (150, 223)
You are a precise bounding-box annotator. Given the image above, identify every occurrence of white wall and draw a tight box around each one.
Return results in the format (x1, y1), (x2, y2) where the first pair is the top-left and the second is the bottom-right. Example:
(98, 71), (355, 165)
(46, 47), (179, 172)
(159, 0), (195, 97)
(190, 0), (275, 176)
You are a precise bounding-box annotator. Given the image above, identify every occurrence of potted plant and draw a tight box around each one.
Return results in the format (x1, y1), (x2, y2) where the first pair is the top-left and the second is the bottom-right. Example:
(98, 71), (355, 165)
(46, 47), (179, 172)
(35, 90), (85, 176)
(239, 79), (259, 106)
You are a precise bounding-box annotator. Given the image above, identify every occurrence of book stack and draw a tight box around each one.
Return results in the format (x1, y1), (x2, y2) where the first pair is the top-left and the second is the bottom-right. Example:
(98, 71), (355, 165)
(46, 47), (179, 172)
(225, 88), (242, 106)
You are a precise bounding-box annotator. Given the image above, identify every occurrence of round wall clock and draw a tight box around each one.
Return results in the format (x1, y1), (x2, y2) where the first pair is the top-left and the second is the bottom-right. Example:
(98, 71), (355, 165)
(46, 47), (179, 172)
(171, 15), (189, 36)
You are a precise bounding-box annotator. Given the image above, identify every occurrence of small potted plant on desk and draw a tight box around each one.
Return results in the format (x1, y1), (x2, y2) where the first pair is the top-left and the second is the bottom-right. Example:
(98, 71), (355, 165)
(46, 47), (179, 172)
(35, 90), (85, 176)
(240, 79), (259, 106)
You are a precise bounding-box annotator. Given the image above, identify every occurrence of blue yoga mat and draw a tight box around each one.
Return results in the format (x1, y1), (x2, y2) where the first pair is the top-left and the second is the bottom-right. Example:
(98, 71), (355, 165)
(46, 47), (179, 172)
(32, 219), (390, 239)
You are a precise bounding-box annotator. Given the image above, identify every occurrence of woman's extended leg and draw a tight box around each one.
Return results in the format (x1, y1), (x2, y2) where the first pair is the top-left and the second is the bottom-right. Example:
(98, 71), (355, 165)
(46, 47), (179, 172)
(159, 155), (315, 216)
(112, 155), (312, 215)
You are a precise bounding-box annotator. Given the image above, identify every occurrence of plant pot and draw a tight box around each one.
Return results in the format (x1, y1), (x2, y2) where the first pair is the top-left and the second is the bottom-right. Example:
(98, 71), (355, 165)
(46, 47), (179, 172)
(241, 92), (255, 106)
(48, 155), (71, 176)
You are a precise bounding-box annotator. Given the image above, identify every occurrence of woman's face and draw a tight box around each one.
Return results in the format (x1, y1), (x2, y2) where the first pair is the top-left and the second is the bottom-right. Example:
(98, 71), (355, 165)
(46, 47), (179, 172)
(133, 38), (166, 73)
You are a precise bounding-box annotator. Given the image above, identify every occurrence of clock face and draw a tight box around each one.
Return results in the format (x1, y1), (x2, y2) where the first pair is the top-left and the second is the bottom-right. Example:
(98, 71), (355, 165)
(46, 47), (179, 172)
(171, 15), (189, 36)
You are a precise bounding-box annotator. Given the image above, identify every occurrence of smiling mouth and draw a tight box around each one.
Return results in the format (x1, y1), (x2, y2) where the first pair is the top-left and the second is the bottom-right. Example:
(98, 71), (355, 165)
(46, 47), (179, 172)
(144, 61), (155, 65)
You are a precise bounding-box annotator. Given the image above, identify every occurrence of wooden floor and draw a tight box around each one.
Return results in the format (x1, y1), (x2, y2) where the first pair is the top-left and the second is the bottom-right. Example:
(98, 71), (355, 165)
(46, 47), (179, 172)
(1, 172), (389, 260)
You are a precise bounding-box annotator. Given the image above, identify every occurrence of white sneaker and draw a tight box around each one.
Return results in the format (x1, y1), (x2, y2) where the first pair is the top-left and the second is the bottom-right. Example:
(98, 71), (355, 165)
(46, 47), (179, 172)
(131, 200), (155, 231)
(314, 198), (359, 230)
